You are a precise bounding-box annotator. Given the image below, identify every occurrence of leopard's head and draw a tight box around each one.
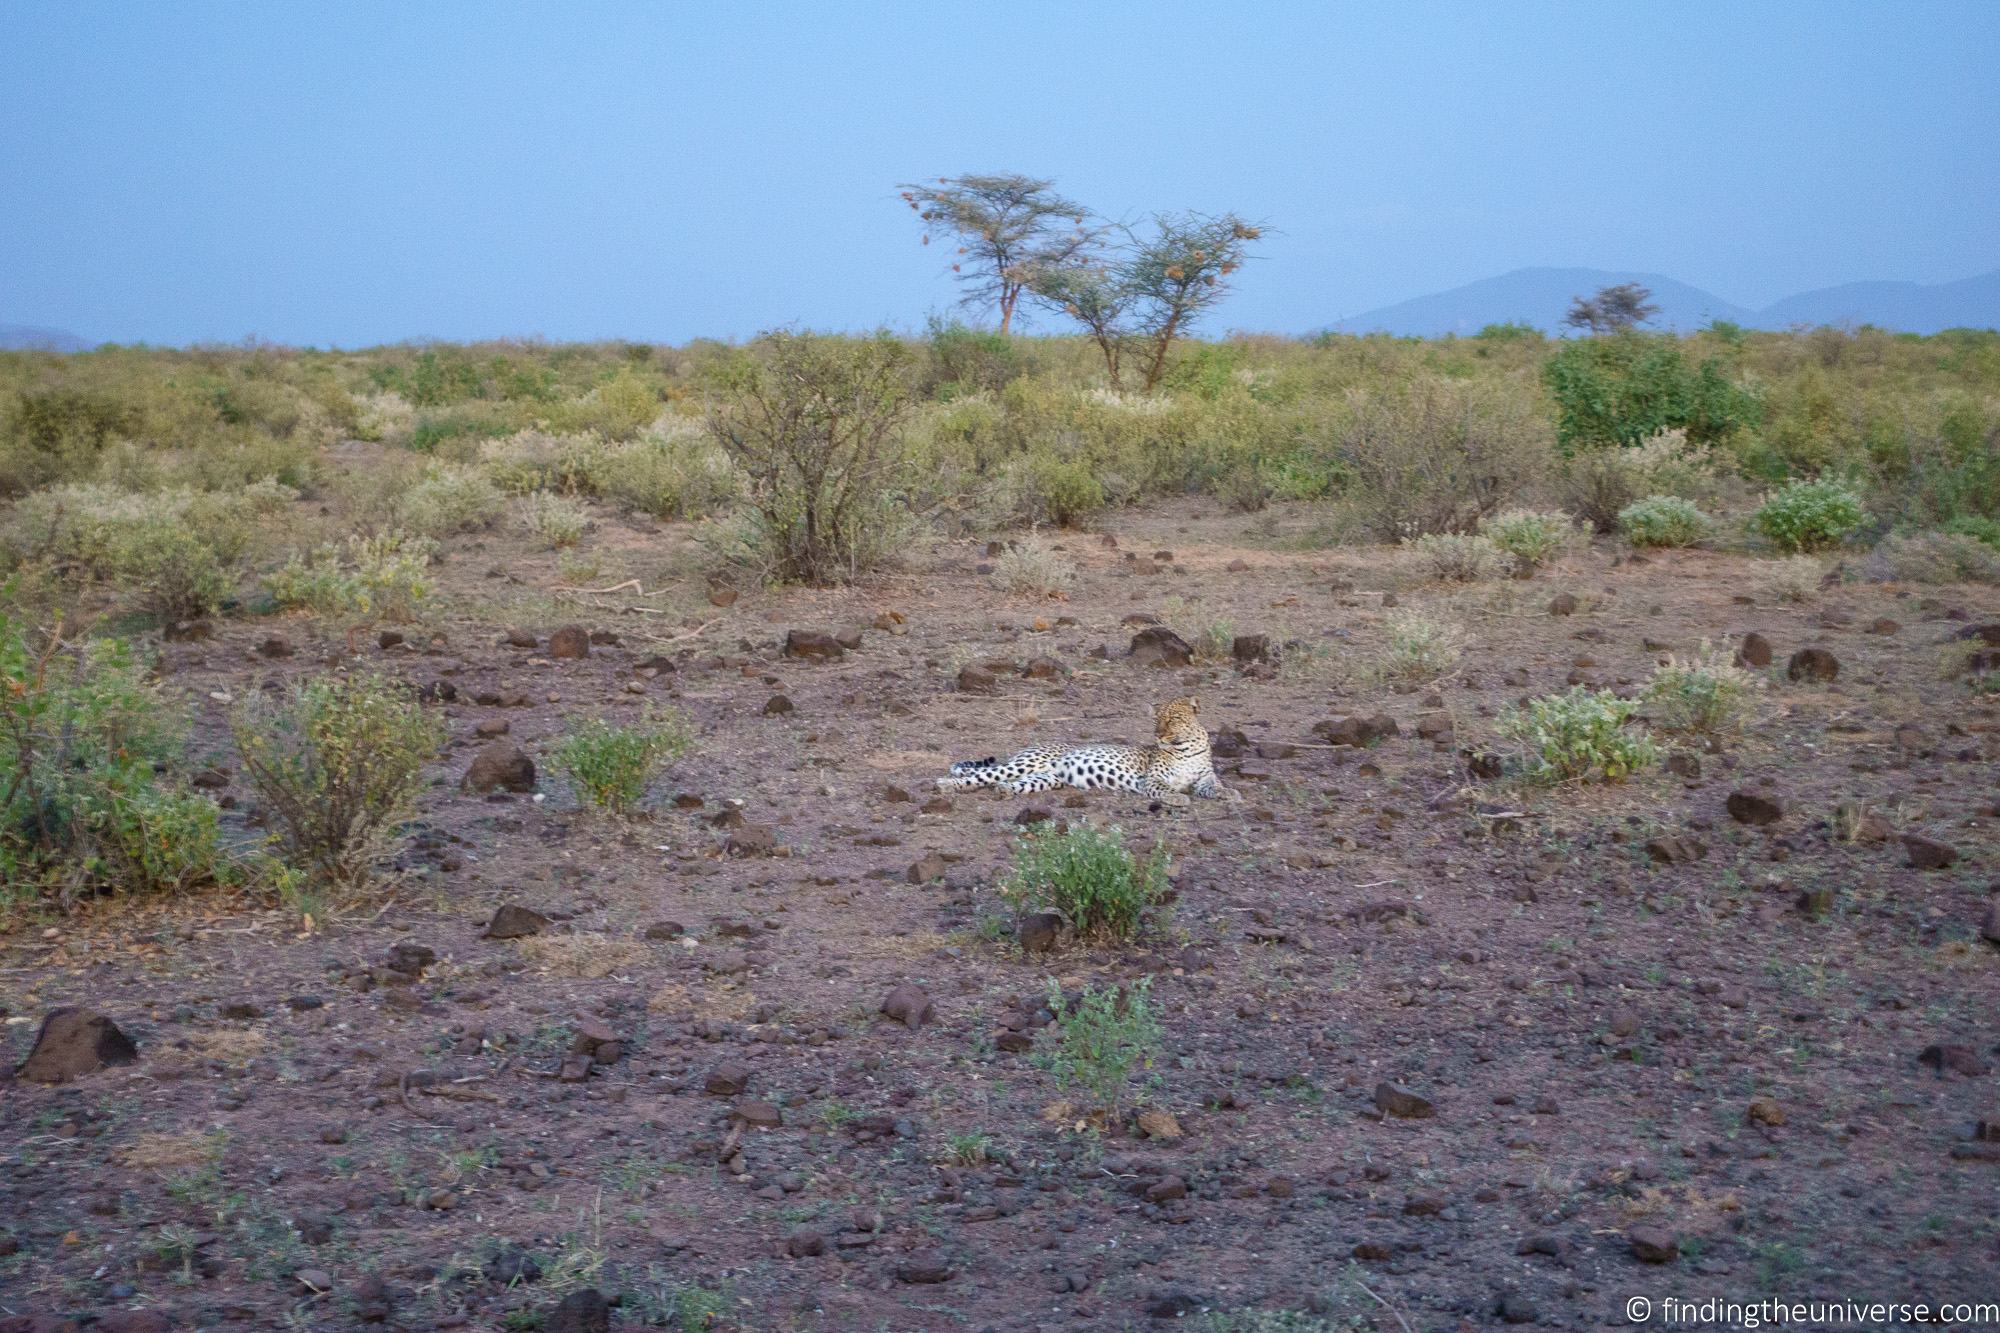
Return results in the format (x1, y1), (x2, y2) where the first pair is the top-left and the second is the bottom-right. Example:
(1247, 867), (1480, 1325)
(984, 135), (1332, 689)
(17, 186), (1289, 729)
(1154, 696), (1204, 742)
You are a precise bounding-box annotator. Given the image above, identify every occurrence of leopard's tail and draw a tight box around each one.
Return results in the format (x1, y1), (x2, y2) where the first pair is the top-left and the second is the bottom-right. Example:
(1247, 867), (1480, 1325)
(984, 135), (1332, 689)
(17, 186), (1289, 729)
(948, 756), (1000, 776)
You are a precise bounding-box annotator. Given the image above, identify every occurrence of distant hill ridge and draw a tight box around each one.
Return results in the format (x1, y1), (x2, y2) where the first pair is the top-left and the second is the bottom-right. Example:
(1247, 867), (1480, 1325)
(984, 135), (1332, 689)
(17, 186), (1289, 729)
(0, 323), (94, 352)
(1329, 266), (2000, 337)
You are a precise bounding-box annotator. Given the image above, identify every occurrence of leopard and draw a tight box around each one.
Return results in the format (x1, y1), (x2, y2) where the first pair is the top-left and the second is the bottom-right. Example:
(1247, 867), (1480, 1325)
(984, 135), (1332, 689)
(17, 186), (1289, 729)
(935, 697), (1229, 807)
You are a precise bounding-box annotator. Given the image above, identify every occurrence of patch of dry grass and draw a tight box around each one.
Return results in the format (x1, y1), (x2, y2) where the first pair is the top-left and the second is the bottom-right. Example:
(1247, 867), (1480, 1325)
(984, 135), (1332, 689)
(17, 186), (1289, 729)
(516, 932), (647, 979)
(119, 1130), (225, 1171)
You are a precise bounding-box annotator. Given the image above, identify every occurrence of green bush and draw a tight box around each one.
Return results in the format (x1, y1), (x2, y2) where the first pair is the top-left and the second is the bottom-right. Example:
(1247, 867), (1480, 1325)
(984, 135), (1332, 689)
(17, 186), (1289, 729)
(1942, 514), (2000, 551)
(1373, 608), (1466, 685)
(1542, 331), (1760, 452)
(1618, 495), (1710, 548)
(0, 613), (227, 909)
(1498, 686), (1658, 784)
(592, 422), (740, 520)
(1481, 508), (1575, 575)
(395, 464), (502, 538)
(550, 709), (695, 812)
(521, 490), (590, 549)
(708, 331), (917, 585)
(1645, 646), (1757, 736)
(1002, 821), (1169, 941)
(1036, 978), (1163, 1117)
(264, 532), (435, 620)
(1750, 478), (1869, 552)
(1005, 452), (1106, 528)
(233, 673), (444, 886)
(544, 370), (661, 441)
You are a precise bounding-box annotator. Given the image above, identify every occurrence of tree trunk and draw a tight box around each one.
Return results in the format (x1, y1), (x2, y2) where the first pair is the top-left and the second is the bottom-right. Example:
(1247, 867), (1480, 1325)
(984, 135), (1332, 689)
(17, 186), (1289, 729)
(1141, 311), (1182, 391)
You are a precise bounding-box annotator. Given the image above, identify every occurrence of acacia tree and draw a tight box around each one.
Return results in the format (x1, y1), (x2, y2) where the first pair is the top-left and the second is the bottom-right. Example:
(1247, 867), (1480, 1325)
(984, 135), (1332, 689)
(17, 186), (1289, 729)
(1564, 282), (1659, 335)
(898, 174), (1095, 333)
(1027, 211), (1264, 390)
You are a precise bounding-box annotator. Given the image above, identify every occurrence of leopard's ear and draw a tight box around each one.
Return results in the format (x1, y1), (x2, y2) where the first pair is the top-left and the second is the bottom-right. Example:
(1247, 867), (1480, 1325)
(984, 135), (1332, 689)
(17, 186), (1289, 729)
(1187, 696), (1199, 714)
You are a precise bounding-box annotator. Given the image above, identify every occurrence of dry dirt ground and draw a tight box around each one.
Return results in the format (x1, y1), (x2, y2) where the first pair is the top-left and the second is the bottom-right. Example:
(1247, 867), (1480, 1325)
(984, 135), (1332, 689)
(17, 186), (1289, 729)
(2, 494), (1997, 1332)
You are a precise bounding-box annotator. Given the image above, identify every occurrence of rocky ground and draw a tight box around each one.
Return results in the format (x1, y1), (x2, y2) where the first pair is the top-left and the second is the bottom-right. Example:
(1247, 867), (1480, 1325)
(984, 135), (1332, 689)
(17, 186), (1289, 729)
(2, 496), (1997, 1332)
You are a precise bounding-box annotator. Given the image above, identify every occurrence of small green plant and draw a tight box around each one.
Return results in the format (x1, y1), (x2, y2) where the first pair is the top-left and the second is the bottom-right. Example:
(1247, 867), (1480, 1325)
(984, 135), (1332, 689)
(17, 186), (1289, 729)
(1750, 478), (1868, 552)
(232, 673), (444, 886)
(522, 490), (590, 549)
(1372, 608), (1466, 685)
(264, 532), (435, 620)
(550, 708), (694, 813)
(1481, 508), (1575, 575)
(1645, 645), (1757, 737)
(0, 611), (230, 910)
(939, 1131), (993, 1166)
(1943, 514), (2000, 551)
(1406, 532), (1503, 582)
(1002, 821), (1169, 941)
(992, 534), (1077, 598)
(1036, 977), (1162, 1118)
(1499, 685), (1659, 784)
(1618, 495), (1710, 548)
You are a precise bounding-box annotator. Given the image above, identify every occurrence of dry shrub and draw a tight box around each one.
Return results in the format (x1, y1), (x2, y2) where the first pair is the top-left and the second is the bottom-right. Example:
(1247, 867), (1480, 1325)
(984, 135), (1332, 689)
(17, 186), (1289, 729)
(1337, 377), (1551, 541)
(993, 534), (1078, 597)
(1762, 554), (1826, 603)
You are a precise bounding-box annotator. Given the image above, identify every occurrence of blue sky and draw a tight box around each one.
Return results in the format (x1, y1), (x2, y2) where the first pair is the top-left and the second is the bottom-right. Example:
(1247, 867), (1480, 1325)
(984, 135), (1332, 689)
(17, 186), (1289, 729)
(3, 0), (1995, 346)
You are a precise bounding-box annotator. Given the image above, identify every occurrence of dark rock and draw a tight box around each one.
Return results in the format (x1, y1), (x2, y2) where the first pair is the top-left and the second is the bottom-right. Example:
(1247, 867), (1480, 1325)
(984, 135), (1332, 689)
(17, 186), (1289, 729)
(1726, 791), (1784, 826)
(1127, 626), (1194, 668)
(1786, 647), (1839, 683)
(1903, 834), (1958, 870)
(1374, 1081), (1434, 1119)
(956, 665), (1000, 695)
(1629, 1226), (1679, 1264)
(1645, 834), (1706, 865)
(733, 1099), (783, 1128)
(725, 824), (778, 857)
(1497, 1293), (1539, 1324)
(1017, 912), (1063, 953)
(834, 628), (865, 651)
(542, 1288), (610, 1333)
(880, 984), (935, 1031)
(1231, 634), (1271, 664)
(907, 852), (948, 884)
(895, 1252), (955, 1284)
(484, 904), (551, 939)
(16, 1009), (138, 1083)
(1919, 1043), (1990, 1077)
(762, 695), (794, 716)
(548, 625), (591, 660)
(463, 743), (536, 794)
(484, 1244), (543, 1285)
(786, 1228), (827, 1258)
(784, 630), (845, 662)
(384, 942), (434, 976)
(705, 1062), (751, 1096)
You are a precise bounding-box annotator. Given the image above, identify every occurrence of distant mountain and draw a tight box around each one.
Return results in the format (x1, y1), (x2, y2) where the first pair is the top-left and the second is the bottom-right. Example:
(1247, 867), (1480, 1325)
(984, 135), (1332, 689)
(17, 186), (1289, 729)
(0, 323), (93, 352)
(1756, 271), (2000, 333)
(1330, 267), (2000, 337)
